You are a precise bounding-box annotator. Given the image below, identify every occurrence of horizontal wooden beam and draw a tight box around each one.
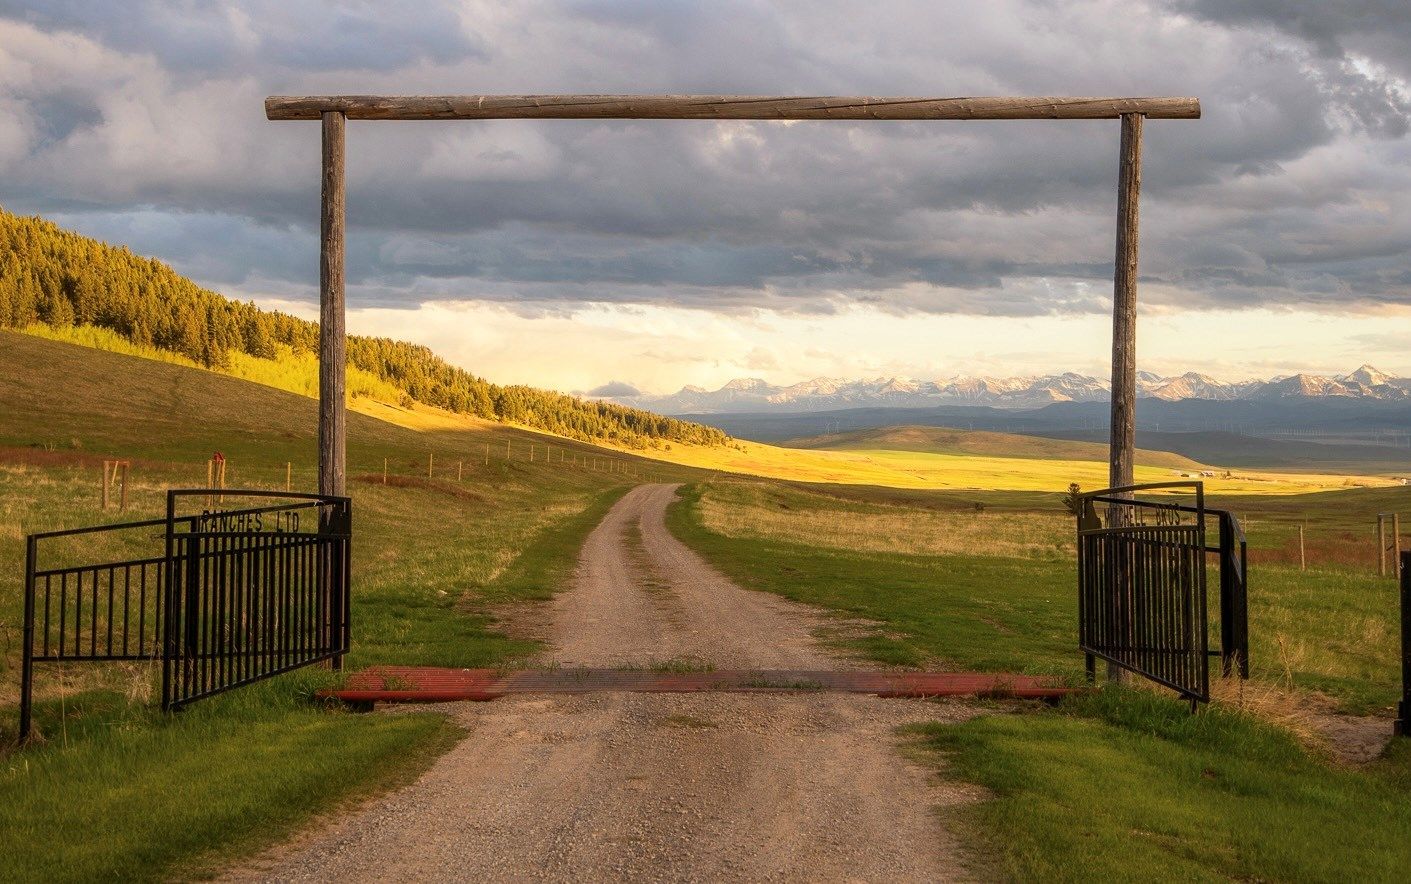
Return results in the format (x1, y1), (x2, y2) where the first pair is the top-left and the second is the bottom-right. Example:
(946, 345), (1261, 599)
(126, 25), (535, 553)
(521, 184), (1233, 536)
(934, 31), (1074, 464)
(266, 95), (1200, 122)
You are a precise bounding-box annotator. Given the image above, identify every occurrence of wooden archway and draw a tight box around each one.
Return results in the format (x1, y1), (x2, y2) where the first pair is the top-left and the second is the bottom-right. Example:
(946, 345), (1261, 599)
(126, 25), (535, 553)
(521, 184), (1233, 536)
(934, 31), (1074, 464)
(265, 94), (1200, 498)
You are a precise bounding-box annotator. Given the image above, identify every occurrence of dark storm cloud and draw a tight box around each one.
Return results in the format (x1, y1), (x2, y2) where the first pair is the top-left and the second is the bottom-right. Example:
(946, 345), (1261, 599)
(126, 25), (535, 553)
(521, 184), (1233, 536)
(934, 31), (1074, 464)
(0, 1), (1408, 317)
(1174, 0), (1411, 136)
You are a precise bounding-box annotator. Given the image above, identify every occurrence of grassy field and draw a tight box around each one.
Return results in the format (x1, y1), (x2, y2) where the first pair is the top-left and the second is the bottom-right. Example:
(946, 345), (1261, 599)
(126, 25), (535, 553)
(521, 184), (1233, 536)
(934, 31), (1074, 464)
(4, 328), (1409, 879)
(672, 480), (1405, 711)
(636, 429), (1393, 494)
(917, 690), (1411, 882)
(668, 479), (1411, 879)
(0, 332), (698, 880)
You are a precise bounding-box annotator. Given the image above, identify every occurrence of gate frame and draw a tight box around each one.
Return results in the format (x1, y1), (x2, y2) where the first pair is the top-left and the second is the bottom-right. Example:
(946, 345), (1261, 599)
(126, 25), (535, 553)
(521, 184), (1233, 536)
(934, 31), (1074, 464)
(161, 489), (351, 712)
(1076, 481), (1249, 707)
(263, 93), (1201, 560)
(16, 489), (351, 745)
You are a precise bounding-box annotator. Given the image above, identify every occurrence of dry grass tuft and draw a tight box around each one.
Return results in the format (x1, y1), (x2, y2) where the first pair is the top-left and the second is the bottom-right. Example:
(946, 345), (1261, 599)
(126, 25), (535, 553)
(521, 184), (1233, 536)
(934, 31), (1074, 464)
(1209, 676), (1322, 746)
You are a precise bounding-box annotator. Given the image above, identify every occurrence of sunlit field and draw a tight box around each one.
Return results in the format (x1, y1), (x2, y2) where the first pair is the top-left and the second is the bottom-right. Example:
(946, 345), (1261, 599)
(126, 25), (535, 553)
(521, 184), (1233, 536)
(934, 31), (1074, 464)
(631, 434), (1395, 494)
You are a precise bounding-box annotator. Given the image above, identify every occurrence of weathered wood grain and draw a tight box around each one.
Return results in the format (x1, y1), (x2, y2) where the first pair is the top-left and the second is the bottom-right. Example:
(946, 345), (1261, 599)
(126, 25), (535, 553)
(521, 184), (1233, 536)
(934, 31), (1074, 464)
(319, 111), (346, 498)
(1109, 113), (1142, 494)
(266, 94), (1199, 121)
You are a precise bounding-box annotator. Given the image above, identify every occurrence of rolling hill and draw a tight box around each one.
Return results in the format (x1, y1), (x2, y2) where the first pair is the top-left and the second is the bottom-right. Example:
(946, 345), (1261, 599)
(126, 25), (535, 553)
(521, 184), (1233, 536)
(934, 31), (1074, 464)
(786, 426), (1203, 471)
(0, 208), (725, 450)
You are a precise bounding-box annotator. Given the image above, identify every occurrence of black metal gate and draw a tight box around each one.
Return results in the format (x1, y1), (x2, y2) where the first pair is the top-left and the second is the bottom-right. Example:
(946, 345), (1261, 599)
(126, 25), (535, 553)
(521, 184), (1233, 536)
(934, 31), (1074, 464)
(17, 490), (350, 744)
(1076, 481), (1248, 706)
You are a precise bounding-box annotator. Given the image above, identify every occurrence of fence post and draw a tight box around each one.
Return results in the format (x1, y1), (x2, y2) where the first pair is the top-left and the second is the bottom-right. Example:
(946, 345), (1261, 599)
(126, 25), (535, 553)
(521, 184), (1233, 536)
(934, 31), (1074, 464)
(1298, 523), (1306, 571)
(1395, 515), (1403, 580)
(101, 460), (110, 510)
(383, 457), (388, 485)
(458, 460), (463, 482)
(1398, 551), (1409, 737)
(428, 452), (434, 480)
(286, 462), (292, 492)
(162, 491), (178, 712)
(119, 462), (129, 512)
(18, 535), (36, 745)
(1379, 514), (1388, 577)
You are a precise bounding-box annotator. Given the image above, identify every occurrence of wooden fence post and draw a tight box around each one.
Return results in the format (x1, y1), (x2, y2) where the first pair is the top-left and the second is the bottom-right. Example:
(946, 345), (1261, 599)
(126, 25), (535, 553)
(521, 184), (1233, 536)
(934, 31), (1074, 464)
(383, 457), (388, 485)
(428, 452), (434, 480)
(484, 443), (489, 465)
(1298, 523), (1306, 572)
(458, 460), (463, 482)
(118, 461), (128, 512)
(286, 461), (292, 492)
(1396, 514), (1403, 580)
(1380, 514), (1388, 578)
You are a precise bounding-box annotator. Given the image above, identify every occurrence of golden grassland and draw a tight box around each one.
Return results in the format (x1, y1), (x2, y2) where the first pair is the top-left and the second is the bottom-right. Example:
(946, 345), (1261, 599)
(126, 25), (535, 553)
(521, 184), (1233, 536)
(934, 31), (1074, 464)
(628, 435), (1397, 495)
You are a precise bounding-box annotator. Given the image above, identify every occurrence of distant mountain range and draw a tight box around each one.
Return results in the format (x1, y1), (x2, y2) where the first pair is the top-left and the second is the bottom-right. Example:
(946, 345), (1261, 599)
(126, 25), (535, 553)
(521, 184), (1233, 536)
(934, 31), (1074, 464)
(604, 365), (1411, 414)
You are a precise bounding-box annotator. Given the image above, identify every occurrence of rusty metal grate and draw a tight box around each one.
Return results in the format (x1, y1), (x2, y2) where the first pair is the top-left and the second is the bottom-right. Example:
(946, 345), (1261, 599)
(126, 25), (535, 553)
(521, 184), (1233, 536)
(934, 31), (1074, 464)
(321, 666), (1071, 705)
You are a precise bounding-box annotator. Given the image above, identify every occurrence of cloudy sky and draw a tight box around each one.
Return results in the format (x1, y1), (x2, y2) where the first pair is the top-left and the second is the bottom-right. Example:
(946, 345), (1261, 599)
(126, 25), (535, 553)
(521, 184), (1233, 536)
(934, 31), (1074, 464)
(2, 1), (1409, 394)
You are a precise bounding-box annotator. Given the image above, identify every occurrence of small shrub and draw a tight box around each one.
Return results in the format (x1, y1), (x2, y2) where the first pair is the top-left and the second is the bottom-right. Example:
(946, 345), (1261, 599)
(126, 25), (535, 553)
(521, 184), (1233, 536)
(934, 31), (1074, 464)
(1062, 482), (1083, 515)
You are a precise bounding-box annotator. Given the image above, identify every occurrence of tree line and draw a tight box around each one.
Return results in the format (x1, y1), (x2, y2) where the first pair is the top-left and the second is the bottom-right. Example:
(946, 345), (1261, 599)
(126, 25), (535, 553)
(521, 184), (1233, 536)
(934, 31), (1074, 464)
(0, 208), (728, 448)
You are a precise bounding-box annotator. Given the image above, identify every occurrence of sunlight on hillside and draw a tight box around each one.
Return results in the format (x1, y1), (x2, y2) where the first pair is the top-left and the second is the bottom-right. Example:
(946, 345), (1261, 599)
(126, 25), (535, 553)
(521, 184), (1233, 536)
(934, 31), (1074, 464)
(619, 437), (1395, 495)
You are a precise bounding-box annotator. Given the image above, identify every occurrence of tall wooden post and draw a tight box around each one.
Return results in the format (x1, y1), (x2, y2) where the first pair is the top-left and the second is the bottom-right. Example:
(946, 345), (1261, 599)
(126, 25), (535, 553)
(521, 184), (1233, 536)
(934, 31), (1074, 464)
(319, 111), (347, 498)
(1110, 112), (1142, 494)
(1107, 112), (1143, 685)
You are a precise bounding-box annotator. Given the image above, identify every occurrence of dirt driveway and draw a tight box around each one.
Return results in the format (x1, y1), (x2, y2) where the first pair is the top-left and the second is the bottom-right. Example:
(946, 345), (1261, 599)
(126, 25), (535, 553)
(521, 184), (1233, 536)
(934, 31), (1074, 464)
(229, 484), (978, 882)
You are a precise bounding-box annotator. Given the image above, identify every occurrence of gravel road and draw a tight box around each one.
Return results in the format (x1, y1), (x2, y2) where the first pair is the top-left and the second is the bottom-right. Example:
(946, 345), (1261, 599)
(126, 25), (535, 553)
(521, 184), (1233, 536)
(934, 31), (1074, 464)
(228, 484), (977, 883)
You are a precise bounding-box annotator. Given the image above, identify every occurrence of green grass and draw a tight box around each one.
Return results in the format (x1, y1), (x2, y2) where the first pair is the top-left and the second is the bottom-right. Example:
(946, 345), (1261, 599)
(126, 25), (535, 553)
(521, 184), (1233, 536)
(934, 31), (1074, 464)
(668, 484), (1074, 672)
(669, 479), (1411, 880)
(916, 690), (1411, 882)
(0, 333), (696, 876)
(1, 674), (461, 882)
(671, 480), (1404, 714)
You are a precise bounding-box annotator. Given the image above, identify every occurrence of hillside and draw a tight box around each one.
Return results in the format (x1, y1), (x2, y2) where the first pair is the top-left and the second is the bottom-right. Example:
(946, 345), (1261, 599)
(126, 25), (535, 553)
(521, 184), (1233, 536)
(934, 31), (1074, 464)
(0, 208), (726, 450)
(787, 426), (1204, 470)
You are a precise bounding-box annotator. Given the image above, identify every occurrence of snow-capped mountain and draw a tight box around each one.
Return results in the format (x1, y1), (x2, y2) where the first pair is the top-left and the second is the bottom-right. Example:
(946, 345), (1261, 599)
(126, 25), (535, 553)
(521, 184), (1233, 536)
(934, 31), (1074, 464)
(600, 365), (1411, 414)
